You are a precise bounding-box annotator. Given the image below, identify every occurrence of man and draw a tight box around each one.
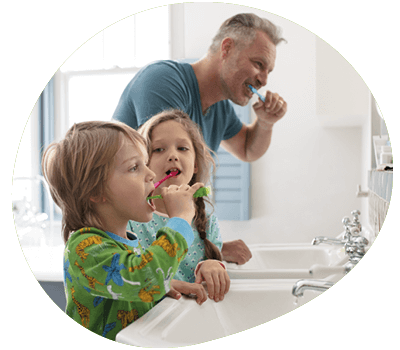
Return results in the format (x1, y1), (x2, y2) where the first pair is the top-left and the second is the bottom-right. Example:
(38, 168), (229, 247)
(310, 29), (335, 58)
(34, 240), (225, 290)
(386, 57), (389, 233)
(113, 13), (287, 265)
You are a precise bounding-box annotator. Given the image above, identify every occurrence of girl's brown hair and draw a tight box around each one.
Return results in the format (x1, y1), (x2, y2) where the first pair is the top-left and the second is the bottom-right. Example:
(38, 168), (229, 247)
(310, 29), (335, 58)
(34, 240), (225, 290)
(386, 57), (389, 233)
(139, 109), (222, 261)
(42, 120), (146, 243)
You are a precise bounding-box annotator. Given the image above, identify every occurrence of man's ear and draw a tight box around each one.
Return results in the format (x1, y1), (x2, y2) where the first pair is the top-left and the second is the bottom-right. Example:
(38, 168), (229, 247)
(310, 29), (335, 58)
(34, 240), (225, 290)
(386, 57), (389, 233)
(220, 37), (234, 59)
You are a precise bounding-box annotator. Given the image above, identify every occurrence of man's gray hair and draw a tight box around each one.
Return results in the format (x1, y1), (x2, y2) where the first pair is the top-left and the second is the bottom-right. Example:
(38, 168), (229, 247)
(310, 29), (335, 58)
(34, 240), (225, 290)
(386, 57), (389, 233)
(209, 13), (286, 53)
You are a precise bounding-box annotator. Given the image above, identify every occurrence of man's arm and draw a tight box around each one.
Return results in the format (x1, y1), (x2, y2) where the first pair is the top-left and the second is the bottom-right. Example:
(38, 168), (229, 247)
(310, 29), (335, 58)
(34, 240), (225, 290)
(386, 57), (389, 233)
(220, 121), (273, 162)
(221, 90), (287, 162)
(221, 240), (252, 265)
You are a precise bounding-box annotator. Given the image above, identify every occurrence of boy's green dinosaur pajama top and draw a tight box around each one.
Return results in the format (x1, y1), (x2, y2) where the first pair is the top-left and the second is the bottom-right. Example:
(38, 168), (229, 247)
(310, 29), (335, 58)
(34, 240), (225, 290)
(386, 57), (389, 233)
(63, 217), (193, 340)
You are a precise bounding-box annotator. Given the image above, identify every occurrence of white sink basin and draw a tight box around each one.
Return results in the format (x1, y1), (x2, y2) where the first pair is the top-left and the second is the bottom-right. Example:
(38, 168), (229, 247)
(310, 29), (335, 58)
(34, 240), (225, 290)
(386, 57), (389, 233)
(116, 278), (336, 347)
(225, 243), (348, 279)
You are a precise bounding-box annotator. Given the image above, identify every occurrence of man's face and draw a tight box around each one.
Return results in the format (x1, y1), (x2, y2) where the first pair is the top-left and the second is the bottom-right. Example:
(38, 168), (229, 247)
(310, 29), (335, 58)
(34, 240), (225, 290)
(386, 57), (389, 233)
(219, 30), (277, 106)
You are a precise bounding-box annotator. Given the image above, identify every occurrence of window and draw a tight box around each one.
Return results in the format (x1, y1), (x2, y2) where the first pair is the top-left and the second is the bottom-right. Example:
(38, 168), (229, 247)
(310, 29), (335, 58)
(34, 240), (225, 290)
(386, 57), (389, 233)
(65, 73), (136, 126)
(61, 7), (169, 71)
(58, 6), (170, 132)
(14, 7), (171, 239)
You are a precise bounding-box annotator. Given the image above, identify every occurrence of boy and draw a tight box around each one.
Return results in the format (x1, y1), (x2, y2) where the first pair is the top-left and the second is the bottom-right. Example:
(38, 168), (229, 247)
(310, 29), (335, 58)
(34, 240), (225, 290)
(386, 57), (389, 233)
(42, 120), (203, 340)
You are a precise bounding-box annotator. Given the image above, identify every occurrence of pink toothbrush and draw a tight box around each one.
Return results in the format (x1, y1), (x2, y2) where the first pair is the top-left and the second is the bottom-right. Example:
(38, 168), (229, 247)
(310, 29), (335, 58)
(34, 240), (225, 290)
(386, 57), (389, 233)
(154, 170), (180, 189)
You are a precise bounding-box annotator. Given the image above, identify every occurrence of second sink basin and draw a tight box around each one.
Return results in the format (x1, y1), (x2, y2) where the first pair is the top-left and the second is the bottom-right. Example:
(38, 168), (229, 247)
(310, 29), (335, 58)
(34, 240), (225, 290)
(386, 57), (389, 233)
(225, 243), (348, 279)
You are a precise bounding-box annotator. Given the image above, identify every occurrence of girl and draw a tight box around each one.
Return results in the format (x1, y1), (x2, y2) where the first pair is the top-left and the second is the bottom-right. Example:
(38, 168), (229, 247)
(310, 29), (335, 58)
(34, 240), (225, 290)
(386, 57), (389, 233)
(42, 120), (207, 340)
(128, 109), (230, 304)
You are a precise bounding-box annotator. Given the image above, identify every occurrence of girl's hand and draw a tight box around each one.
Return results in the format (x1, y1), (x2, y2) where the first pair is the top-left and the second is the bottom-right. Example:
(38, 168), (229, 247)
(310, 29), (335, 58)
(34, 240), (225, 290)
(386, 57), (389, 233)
(167, 279), (208, 305)
(161, 182), (204, 224)
(194, 260), (230, 302)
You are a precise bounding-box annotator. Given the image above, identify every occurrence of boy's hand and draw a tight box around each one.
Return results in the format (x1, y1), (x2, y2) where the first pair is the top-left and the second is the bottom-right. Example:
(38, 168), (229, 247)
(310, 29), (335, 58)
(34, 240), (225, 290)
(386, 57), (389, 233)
(167, 279), (208, 305)
(194, 260), (230, 302)
(161, 182), (204, 225)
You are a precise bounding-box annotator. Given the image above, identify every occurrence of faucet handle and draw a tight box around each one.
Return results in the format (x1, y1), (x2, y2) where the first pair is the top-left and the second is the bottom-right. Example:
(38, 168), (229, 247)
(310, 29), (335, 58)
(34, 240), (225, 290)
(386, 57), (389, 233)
(342, 217), (351, 227)
(342, 217), (352, 241)
(351, 210), (362, 231)
(351, 210), (360, 220)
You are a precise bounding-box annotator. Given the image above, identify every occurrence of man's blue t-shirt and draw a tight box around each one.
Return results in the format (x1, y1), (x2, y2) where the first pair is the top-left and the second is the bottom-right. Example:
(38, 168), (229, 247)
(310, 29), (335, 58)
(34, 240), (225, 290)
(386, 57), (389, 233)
(112, 60), (243, 152)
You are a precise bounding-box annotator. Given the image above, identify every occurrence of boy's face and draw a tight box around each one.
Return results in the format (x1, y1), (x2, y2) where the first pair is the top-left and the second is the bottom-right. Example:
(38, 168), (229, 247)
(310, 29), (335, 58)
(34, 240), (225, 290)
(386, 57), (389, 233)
(148, 120), (198, 192)
(105, 138), (156, 223)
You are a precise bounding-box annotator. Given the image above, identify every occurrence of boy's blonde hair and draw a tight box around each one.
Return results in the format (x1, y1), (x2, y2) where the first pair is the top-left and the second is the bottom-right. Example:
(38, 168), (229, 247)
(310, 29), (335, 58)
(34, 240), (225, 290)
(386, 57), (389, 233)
(139, 109), (222, 261)
(42, 120), (146, 243)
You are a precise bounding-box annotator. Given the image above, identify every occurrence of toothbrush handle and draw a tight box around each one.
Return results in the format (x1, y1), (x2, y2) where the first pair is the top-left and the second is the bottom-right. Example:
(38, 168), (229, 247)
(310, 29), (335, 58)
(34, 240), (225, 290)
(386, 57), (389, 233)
(147, 194), (163, 200)
(154, 174), (172, 189)
(154, 170), (179, 189)
(147, 187), (209, 200)
(249, 85), (265, 102)
(256, 91), (266, 102)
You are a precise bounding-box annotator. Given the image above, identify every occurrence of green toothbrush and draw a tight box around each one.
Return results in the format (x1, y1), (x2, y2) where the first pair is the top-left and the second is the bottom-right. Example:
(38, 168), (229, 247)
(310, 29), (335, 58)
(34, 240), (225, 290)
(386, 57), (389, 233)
(147, 186), (211, 200)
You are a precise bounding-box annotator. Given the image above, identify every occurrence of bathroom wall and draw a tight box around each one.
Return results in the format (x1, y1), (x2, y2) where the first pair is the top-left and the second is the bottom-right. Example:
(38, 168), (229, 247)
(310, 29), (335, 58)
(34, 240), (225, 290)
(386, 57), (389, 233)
(175, 3), (368, 244)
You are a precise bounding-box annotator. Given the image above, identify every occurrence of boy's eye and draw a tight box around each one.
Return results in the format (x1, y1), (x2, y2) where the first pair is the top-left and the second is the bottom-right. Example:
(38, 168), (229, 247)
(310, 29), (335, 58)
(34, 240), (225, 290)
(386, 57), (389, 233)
(153, 148), (164, 153)
(129, 165), (138, 172)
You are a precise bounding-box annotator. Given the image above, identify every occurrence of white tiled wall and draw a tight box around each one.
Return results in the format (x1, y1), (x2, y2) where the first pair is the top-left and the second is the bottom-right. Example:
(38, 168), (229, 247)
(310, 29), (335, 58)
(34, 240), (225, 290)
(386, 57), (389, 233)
(368, 170), (393, 237)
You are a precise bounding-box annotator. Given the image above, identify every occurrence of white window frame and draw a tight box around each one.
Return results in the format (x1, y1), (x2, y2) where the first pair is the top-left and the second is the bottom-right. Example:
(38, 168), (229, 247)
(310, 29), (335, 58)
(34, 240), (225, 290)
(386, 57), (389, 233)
(53, 66), (143, 141)
(53, 4), (183, 140)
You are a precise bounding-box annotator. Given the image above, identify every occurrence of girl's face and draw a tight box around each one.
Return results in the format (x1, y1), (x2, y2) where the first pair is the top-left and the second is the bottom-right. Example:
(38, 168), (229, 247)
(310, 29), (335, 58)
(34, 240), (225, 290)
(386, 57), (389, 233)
(148, 120), (198, 190)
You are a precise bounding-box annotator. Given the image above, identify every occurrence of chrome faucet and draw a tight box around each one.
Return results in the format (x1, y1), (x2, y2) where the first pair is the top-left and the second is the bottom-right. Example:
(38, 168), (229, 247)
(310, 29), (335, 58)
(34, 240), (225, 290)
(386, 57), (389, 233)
(292, 279), (335, 297)
(342, 211), (369, 271)
(312, 210), (369, 274)
(344, 233), (369, 273)
(311, 236), (347, 246)
(312, 210), (366, 247)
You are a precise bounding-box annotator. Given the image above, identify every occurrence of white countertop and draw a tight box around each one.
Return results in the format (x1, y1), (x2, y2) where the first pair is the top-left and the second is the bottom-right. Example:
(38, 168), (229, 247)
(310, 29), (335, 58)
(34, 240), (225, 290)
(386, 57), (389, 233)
(18, 221), (65, 282)
(21, 244), (65, 282)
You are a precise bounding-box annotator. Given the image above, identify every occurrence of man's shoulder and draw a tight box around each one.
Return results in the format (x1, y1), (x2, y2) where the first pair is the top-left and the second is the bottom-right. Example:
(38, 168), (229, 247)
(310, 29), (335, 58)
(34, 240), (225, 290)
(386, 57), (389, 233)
(141, 59), (188, 76)
(132, 60), (192, 91)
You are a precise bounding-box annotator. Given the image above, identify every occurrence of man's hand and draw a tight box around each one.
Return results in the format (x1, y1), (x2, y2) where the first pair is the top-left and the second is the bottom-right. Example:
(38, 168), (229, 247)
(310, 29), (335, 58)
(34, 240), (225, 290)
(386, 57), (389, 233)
(220, 91), (287, 162)
(253, 90), (287, 128)
(221, 239), (252, 265)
